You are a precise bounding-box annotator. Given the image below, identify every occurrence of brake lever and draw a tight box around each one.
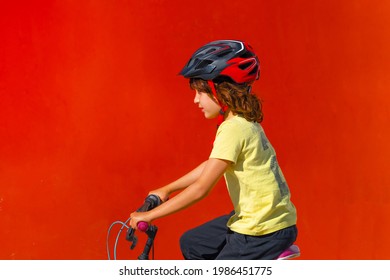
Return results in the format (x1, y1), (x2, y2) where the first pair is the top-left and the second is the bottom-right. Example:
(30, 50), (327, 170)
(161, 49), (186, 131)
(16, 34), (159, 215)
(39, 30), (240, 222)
(126, 227), (138, 250)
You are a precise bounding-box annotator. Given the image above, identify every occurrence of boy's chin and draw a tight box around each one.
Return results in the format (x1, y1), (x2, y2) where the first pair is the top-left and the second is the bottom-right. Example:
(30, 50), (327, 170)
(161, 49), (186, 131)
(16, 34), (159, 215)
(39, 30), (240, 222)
(204, 114), (219, 120)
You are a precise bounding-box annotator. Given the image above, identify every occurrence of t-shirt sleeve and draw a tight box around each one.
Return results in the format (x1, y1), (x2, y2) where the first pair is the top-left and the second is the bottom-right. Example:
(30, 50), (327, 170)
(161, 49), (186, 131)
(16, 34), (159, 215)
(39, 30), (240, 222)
(209, 121), (243, 164)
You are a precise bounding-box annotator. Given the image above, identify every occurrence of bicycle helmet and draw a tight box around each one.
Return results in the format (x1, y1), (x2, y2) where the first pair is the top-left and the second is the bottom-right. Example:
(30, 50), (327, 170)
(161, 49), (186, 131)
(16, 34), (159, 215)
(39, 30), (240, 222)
(179, 40), (260, 84)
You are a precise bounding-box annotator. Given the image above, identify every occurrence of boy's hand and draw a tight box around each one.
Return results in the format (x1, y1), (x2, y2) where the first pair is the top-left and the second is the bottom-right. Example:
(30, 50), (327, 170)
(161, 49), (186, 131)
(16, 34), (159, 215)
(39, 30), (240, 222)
(129, 211), (151, 230)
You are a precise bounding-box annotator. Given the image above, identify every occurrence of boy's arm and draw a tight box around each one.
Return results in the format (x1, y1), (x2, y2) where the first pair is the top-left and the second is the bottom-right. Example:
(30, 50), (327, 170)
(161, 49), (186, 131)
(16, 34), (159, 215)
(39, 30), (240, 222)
(148, 160), (208, 201)
(130, 158), (229, 228)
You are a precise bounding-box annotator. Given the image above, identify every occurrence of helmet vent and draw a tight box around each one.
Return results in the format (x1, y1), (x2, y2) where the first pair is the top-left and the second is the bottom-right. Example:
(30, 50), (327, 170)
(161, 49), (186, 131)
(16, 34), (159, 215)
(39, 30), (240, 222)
(239, 61), (253, 70)
(249, 65), (259, 76)
(195, 59), (213, 70)
(240, 51), (254, 59)
(216, 49), (231, 57)
(205, 48), (217, 54)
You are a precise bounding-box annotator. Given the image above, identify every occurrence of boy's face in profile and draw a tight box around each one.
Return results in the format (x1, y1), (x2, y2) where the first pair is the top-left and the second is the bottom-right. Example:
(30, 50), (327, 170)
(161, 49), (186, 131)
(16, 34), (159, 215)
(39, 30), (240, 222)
(193, 90), (221, 119)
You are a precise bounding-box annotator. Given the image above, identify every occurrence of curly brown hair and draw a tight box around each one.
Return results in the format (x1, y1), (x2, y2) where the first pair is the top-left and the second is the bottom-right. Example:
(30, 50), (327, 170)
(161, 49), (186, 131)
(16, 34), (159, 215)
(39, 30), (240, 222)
(189, 78), (264, 123)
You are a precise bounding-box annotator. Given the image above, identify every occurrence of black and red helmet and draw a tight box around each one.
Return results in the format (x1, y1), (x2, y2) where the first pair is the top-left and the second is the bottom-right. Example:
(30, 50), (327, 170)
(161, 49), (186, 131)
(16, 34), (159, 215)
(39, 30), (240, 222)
(179, 40), (260, 84)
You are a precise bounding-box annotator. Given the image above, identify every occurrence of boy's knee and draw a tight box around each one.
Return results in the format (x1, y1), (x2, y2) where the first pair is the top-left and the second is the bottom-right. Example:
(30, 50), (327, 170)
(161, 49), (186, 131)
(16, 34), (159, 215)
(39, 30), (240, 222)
(179, 231), (193, 259)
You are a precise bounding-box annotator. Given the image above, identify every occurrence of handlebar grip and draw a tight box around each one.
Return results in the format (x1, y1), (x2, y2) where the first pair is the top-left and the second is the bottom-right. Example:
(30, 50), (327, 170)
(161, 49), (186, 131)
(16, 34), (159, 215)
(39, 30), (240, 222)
(137, 221), (149, 232)
(136, 194), (162, 212)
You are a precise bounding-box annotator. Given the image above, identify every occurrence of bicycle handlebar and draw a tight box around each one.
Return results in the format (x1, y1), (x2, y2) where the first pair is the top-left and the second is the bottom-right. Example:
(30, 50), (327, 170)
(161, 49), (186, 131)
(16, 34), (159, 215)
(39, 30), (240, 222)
(135, 194), (162, 232)
(126, 194), (162, 240)
(125, 194), (162, 259)
(107, 194), (163, 260)
(136, 194), (162, 212)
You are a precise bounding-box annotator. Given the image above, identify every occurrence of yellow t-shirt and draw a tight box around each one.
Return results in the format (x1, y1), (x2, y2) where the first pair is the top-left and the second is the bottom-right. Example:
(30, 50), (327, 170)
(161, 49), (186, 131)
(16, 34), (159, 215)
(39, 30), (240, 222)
(209, 116), (297, 236)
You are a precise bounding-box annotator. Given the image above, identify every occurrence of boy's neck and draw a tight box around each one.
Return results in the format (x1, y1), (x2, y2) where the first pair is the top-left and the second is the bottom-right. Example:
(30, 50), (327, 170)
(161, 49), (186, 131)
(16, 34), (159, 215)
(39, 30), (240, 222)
(224, 110), (235, 121)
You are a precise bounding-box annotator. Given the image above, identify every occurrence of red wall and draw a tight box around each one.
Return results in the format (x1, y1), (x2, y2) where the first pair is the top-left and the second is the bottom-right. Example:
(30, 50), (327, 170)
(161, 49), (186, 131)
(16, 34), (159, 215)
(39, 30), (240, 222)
(1, 0), (389, 259)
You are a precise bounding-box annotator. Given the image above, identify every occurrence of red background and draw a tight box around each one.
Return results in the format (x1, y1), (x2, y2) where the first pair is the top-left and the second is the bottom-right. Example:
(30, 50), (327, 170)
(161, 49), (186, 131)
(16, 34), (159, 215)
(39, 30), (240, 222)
(1, 0), (389, 259)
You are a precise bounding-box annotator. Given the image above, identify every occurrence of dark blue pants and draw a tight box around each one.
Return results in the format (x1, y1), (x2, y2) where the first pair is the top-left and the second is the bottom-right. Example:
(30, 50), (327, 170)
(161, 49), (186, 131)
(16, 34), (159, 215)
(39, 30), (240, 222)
(180, 212), (297, 260)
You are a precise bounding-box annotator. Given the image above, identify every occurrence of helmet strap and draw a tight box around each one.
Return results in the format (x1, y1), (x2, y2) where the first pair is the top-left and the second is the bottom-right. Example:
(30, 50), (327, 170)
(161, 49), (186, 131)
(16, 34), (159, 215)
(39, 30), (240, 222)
(207, 81), (228, 128)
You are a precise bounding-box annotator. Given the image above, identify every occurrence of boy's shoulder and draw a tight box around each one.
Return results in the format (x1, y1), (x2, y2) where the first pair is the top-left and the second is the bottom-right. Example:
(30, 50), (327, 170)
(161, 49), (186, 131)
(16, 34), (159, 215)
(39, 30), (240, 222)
(222, 115), (258, 129)
(218, 115), (260, 136)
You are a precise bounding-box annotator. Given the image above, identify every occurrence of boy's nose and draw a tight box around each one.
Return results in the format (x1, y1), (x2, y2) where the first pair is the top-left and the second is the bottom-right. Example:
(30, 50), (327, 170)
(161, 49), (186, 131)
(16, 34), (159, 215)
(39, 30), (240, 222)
(194, 91), (200, 104)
